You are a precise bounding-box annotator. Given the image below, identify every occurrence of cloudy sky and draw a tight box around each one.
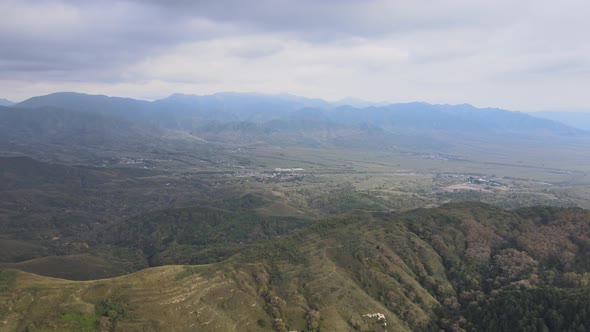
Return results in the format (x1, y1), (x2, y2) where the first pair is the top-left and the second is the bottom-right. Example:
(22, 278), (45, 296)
(1, 0), (589, 110)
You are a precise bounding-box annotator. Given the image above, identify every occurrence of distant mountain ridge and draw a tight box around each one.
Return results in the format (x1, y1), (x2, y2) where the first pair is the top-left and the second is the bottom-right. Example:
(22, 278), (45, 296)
(16, 92), (152, 118)
(14, 92), (585, 136)
(3, 91), (589, 161)
(531, 111), (590, 131)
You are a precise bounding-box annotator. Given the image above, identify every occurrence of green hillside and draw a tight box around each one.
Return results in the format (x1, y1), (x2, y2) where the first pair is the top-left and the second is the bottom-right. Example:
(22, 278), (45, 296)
(2, 203), (590, 331)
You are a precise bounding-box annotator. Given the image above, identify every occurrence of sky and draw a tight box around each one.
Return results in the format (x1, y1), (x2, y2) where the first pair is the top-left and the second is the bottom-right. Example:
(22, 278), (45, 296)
(1, 0), (589, 111)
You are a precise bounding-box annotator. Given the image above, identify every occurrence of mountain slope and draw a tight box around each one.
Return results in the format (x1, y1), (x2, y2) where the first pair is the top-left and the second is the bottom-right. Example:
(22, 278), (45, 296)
(0, 105), (162, 148)
(329, 103), (586, 136)
(2, 203), (590, 331)
(531, 111), (590, 131)
(152, 92), (331, 123)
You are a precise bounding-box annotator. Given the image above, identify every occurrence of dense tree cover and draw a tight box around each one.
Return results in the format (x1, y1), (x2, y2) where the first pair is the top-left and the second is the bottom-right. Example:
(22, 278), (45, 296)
(395, 203), (590, 330)
(53, 204), (590, 328)
(95, 296), (136, 324)
(466, 288), (590, 332)
(98, 205), (311, 266)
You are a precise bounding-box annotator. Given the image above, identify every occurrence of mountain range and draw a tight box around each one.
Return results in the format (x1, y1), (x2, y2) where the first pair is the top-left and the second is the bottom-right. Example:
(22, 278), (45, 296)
(13, 92), (584, 135)
(2, 92), (588, 157)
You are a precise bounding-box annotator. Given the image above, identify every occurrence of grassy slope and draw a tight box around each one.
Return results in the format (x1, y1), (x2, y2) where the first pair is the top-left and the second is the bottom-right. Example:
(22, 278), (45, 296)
(0, 214), (450, 331)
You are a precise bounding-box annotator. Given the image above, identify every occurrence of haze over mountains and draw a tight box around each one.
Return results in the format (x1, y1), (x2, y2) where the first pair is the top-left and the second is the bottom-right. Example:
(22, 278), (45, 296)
(3, 92), (587, 152)
(3, 91), (590, 178)
(532, 111), (590, 131)
(12, 91), (585, 130)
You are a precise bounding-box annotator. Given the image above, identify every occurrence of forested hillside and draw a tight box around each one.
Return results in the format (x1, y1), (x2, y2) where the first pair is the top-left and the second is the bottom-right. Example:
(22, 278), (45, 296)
(2, 203), (590, 331)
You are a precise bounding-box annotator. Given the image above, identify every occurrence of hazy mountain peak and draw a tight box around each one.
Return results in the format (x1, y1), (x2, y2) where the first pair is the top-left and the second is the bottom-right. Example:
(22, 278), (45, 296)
(17, 91), (146, 106)
(335, 97), (390, 108)
(0, 98), (15, 106)
(164, 93), (200, 100)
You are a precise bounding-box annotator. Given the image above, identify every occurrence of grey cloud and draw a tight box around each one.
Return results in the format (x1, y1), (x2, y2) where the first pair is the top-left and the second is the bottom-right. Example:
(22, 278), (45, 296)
(507, 62), (590, 80)
(0, 0), (239, 80)
(1, 0), (589, 110)
(228, 43), (284, 59)
(135, 0), (506, 40)
(0, 0), (579, 78)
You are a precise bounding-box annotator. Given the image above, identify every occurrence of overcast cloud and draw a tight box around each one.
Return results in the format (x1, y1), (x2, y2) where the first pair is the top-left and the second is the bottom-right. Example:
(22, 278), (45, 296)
(1, 0), (589, 110)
